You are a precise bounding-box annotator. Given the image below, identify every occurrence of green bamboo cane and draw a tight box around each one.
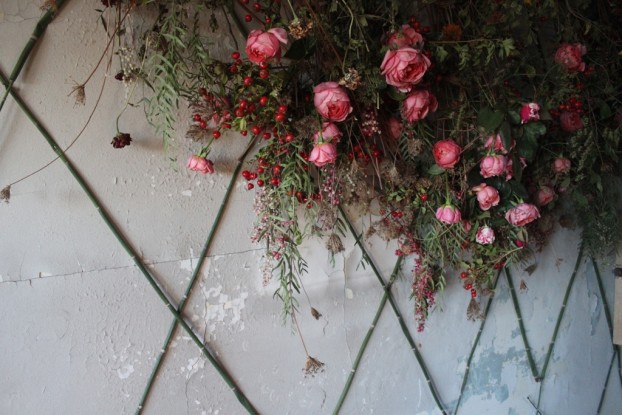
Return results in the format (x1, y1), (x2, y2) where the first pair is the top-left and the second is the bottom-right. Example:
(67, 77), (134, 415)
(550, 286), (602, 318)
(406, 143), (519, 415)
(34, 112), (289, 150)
(338, 206), (448, 415)
(136, 138), (256, 414)
(505, 267), (540, 380)
(596, 351), (616, 414)
(453, 270), (502, 414)
(0, 69), (259, 415)
(0, 0), (68, 113)
(591, 258), (622, 388)
(331, 255), (404, 415)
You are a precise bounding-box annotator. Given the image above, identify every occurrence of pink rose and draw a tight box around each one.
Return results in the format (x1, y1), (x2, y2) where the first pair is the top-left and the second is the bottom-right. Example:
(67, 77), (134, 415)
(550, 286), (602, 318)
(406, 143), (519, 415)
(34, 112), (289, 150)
(520, 102), (540, 124)
(553, 157), (571, 173)
(535, 186), (555, 206)
(554, 43), (587, 72)
(402, 90), (438, 123)
(308, 142), (338, 167)
(480, 154), (508, 178)
(433, 139), (461, 169)
(476, 226), (495, 245)
(380, 47), (431, 92)
(505, 203), (540, 226)
(385, 24), (424, 49)
(462, 220), (472, 233)
(187, 155), (215, 174)
(435, 205), (462, 224)
(387, 116), (403, 140)
(473, 183), (500, 211)
(559, 111), (584, 133)
(313, 122), (342, 143)
(313, 82), (352, 122)
(484, 134), (512, 154)
(245, 28), (288, 64)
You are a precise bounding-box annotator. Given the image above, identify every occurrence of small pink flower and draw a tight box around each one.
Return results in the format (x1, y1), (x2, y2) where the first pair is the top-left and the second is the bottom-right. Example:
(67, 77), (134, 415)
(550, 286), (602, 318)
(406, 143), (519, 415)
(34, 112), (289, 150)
(484, 134), (512, 154)
(313, 82), (352, 122)
(433, 139), (462, 169)
(559, 111), (584, 133)
(308, 142), (338, 167)
(187, 155), (215, 174)
(387, 116), (403, 140)
(313, 122), (342, 143)
(535, 186), (555, 206)
(476, 225), (495, 245)
(380, 47), (431, 92)
(473, 183), (500, 211)
(480, 154), (508, 178)
(385, 24), (425, 49)
(402, 90), (438, 123)
(554, 43), (587, 72)
(505, 203), (540, 226)
(520, 103), (540, 124)
(435, 204), (462, 224)
(553, 157), (571, 173)
(245, 28), (288, 64)
(462, 220), (472, 233)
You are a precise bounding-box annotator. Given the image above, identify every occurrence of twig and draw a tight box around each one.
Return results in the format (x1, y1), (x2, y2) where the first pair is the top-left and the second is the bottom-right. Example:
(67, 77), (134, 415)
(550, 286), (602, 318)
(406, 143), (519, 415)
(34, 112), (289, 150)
(0, 68), (259, 415)
(595, 351), (616, 414)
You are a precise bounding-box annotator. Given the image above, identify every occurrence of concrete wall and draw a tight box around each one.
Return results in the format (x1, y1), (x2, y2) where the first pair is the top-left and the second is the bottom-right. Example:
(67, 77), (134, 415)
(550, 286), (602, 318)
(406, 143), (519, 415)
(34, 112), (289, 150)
(1, 2), (621, 414)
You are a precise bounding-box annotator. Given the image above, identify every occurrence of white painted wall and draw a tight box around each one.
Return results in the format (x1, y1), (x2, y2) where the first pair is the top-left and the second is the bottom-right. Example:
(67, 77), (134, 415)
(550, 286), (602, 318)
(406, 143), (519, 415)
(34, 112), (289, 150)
(1, 2), (621, 414)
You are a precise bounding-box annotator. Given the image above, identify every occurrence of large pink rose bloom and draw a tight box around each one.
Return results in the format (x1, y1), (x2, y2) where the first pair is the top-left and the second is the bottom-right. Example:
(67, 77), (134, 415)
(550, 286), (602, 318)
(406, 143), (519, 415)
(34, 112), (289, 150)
(187, 155), (215, 174)
(313, 122), (342, 143)
(553, 157), (571, 173)
(308, 142), (337, 167)
(313, 82), (352, 122)
(433, 139), (461, 169)
(476, 225), (495, 245)
(505, 203), (540, 226)
(402, 90), (438, 123)
(473, 183), (500, 211)
(245, 28), (288, 64)
(554, 43), (587, 72)
(480, 154), (508, 178)
(535, 186), (555, 206)
(435, 205), (462, 224)
(385, 24), (424, 49)
(559, 111), (584, 133)
(380, 47), (431, 92)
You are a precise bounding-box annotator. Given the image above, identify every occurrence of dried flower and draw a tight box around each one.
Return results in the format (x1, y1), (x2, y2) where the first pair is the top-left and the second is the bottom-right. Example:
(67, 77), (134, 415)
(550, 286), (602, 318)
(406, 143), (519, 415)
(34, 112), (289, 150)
(326, 233), (345, 254)
(1, 185), (10, 203)
(111, 132), (132, 149)
(303, 356), (325, 376)
(69, 83), (85, 106)
(310, 307), (322, 320)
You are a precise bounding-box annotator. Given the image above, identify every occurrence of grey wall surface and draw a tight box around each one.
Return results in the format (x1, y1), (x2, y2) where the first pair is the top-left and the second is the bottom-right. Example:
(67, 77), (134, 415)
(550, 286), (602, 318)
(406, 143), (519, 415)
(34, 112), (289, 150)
(1, 2), (621, 414)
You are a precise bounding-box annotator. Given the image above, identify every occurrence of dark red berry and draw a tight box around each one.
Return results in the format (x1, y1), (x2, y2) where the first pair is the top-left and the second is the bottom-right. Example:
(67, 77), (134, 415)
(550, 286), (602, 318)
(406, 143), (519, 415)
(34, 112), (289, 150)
(231, 51), (241, 60)
(259, 69), (269, 79)
(193, 114), (202, 122)
(247, 183), (254, 190)
(244, 14), (252, 22)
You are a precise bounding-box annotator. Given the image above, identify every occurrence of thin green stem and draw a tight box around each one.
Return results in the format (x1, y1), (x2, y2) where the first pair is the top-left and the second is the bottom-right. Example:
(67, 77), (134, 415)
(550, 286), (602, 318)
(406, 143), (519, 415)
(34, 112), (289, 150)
(136, 138), (257, 414)
(505, 267), (540, 380)
(338, 206), (448, 415)
(332, 256), (404, 415)
(596, 351), (616, 414)
(453, 270), (501, 414)
(0, 0), (68, 113)
(0, 69), (259, 415)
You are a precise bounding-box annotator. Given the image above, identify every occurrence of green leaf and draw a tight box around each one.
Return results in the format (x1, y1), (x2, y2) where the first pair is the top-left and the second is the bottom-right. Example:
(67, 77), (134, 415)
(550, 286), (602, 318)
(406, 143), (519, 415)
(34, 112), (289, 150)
(523, 122), (546, 140)
(499, 121), (512, 152)
(428, 164), (446, 175)
(387, 86), (407, 102)
(477, 107), (504, 132)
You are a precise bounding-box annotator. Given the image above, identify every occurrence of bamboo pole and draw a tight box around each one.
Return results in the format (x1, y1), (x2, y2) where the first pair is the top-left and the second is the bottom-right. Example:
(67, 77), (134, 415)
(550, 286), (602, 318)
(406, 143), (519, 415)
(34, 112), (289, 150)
(0, 69), (259, 415)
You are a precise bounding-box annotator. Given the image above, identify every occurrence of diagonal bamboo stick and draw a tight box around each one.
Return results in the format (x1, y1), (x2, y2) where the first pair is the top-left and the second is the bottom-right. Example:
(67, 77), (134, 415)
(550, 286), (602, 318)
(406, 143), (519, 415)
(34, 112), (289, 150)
(596, 351), (616, 414)
(331, 256), (404, 415)
(337, 206), (448, 415)
(0, 68), (259, 415)
(0, 0), (68, 113)
(136, 138), (256, 414)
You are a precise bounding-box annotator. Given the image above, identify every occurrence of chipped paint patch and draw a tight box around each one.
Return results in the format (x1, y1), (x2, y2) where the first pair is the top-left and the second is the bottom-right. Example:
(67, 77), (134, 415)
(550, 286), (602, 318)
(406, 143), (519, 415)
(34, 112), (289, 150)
(193, 284), (248, 337)
(117, 364), (135, 379)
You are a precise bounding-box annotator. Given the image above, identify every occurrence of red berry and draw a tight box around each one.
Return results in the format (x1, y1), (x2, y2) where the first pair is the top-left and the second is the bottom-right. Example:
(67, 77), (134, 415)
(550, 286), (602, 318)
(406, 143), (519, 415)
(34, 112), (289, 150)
(193, 114), (202, 122)
(244, 14), (252, 22)
(259, 69), (269, 79)
(249, 172), (257, 180)
(240, 130), (248, 136)
(229, 64), (239, 74)
(275, 113), (286, 123)
(231, 51), (240, 60)
(420, 193), (428, 201)
(285, 133), (294, 142)
(471, 289), (477, 298)
(259, 96), (269, 106)
(264, 16), (272, 24)
(465, 283), (472, 290)
(253, 2), (261, 11)
(199, 120), (207, 129)
(222, 123), (231, 129)
(273, 165), (282, 175)
(235, 108), (245, 117)
(259, 61), (269, 69)
(251, 125), (262, 135)
(277, 105), (287, 113)
(460, 271), (467, 279)
(247, 103), (256, 113)
(212, 131), (221, 139)
(247, 183), (254, 190)
(243, 77), (253, 87)
(516, 239), (525, 248)
(262, 131), (271, 140)
(270, 177), (279, 185)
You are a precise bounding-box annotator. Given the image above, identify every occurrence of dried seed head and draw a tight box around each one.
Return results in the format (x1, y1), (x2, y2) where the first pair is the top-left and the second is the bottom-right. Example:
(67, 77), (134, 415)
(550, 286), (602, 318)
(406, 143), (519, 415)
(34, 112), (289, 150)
(288, 18), (314, 40)
(70, 84), (86, 106)
(310, 307), (322, 320)
(326, 233), (345, 254)
(466, 298), (482, 321)
(1, 185), (11, 203)
(407, 138), (425, 156)
(339, 68), (362, 91)
(40, 0), (58, 11)
(303, 356), (325, 376)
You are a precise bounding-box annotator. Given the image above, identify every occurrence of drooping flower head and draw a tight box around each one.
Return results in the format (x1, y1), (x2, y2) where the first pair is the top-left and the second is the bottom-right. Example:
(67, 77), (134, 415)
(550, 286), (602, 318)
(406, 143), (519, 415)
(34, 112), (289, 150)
(313, 82), (352, 122)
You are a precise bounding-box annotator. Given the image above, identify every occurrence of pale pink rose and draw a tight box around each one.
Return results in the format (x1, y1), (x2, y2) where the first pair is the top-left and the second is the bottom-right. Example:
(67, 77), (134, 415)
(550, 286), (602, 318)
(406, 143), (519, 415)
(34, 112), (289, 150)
(380, 47), (431, 92)
(484, 134), (512, 154)
(476, 226), (495, 245)
(402, 90), (438, 123)
(480, 154), (508, 178)
(385, 24), (424, 49)
(313, 122), (342, 143)
(462, 220), (472, 233)
(559, 111), (584, 133)
(435, 205), (462, 224)
(535, 186), (555, 206)
(520, 102), (540, 124)
(554, 43), (587, 72)
(187, 155), (215, 174)
(433, 139), (461, 169)
(505, 203), (540, 226)
(245, 28), (288, 64)
(473, 183), (500, 211)
(308, 142), (338, 167)
(387, 116), (403, 140)
(553, 157), (571, 173)
(313, 82), (352, 122)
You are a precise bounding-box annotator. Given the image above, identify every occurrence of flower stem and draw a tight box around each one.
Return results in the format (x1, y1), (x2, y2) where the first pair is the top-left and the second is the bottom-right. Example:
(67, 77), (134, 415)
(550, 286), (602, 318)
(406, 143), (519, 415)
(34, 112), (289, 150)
(135, 137), (257, 414)
(0, 68), (259, 415)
